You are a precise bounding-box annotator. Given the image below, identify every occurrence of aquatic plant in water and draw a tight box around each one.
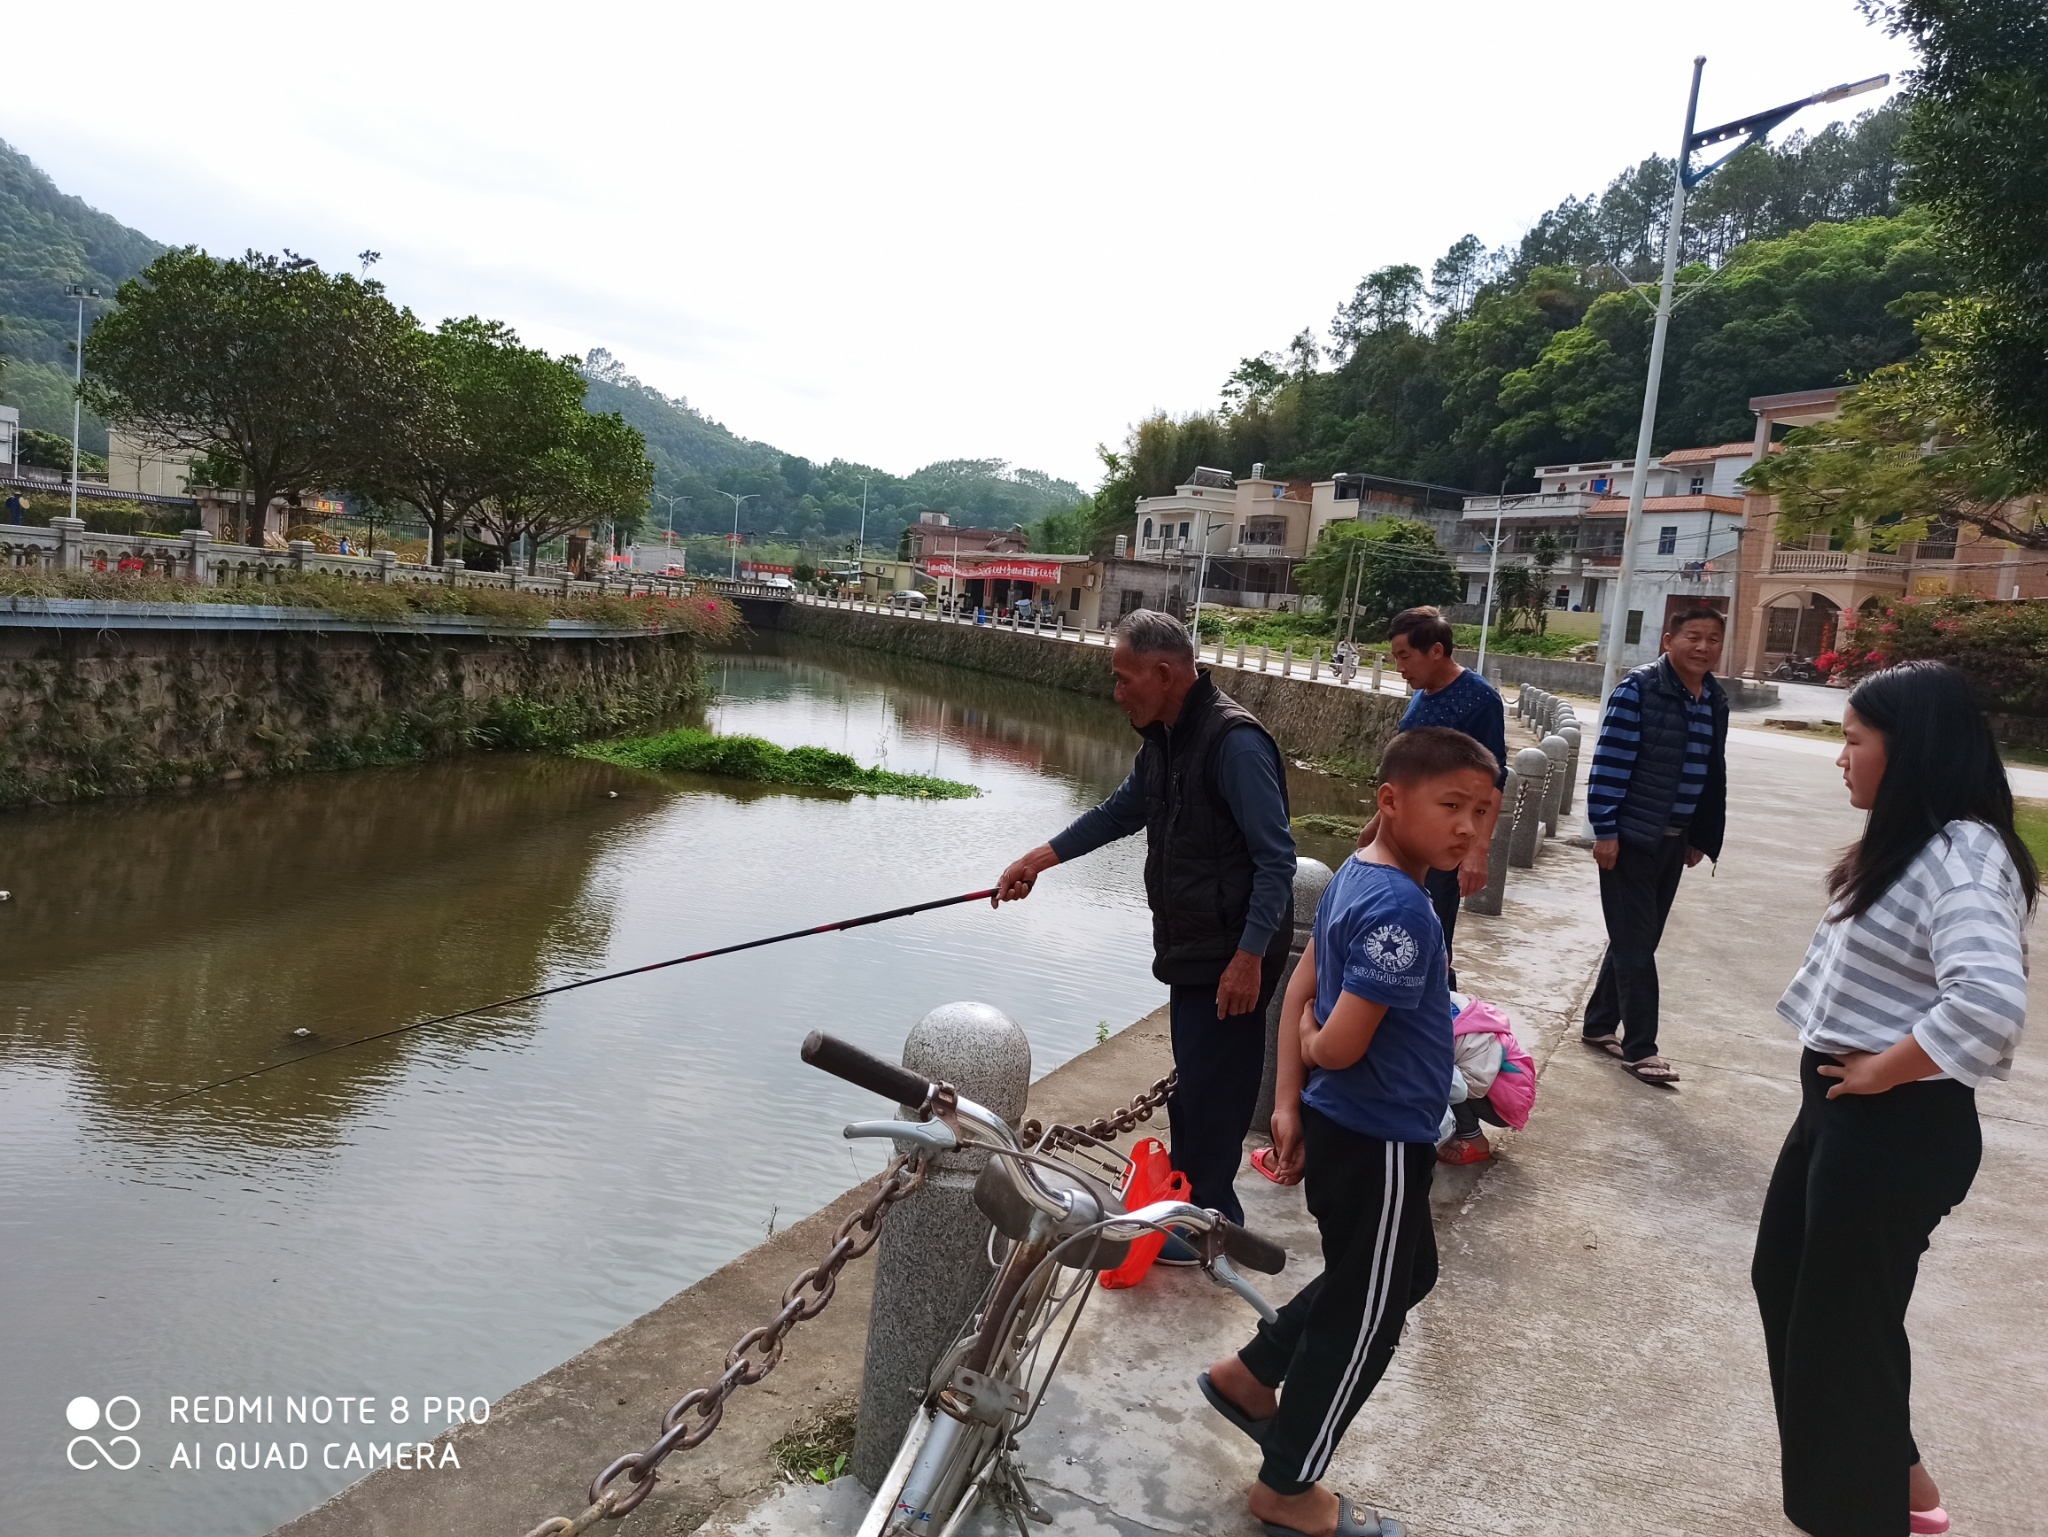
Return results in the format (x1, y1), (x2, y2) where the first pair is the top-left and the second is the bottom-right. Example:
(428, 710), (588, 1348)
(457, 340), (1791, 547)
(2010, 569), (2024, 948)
(574, 728), (978, 799)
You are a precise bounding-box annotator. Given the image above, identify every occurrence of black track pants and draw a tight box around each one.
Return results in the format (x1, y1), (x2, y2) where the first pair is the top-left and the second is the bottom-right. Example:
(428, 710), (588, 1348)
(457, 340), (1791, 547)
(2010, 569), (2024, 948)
(1239, 1108), (1437, 1497)
(1583, 831), (1688, 1062)
(1166, 941), (1286, 1225)
(1752, 1049), (1981, 1536)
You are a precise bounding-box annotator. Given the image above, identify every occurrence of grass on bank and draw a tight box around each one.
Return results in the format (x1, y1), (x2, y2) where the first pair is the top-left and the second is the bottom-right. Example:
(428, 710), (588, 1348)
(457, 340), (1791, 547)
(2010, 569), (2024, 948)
(771, 1401), (858, 1485)
(0, 567), (740, 638)
(2014, 801), (2048, 871)
(574, 728), (979, 799)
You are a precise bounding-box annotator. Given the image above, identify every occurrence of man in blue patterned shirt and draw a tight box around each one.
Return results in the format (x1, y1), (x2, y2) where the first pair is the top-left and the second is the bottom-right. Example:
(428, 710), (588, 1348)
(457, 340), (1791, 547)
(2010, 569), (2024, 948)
(1380, 607), (1508, 992)
(1581, 605), (1730, 1086)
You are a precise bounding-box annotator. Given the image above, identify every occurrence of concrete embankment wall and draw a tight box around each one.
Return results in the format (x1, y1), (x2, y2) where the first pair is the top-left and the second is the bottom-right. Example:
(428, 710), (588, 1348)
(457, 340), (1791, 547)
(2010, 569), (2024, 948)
(0, 615), (707, 809)
(784, 603), (1408, 768)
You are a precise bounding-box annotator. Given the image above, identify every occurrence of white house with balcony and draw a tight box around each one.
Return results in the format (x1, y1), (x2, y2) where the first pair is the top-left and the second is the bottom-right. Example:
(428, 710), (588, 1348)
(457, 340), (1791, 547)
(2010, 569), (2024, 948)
(1131, 465), (1463, 610)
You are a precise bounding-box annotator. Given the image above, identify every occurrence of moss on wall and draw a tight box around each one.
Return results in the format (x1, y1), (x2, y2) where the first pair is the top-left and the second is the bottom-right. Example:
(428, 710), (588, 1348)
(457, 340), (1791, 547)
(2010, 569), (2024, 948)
(0, 626), (710, 810)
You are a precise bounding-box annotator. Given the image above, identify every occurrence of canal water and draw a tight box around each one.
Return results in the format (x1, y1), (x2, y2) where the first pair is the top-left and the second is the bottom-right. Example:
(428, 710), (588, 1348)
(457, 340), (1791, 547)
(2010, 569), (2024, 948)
(0, 634), (1367, 1535)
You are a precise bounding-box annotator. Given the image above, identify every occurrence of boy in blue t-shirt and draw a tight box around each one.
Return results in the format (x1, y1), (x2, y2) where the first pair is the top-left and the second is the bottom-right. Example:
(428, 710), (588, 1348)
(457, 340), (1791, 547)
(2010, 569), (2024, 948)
(1199, 726), (1500, 1537)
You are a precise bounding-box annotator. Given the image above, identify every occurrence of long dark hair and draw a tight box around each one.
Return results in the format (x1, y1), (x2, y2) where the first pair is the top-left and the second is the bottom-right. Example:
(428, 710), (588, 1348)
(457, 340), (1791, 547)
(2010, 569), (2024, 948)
(1828, 661), (2039, 919)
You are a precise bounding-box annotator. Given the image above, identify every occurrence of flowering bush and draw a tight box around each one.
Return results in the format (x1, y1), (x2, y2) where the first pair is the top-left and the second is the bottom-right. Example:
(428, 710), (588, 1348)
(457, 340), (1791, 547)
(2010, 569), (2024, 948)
(1831, 599), (2048, 715)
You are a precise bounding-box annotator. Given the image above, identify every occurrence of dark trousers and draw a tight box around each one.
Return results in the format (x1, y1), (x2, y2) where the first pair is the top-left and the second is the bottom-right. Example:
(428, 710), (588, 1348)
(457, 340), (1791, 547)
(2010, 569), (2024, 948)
(1752, 1050), (1981, 1537)
(1423, 865), (1461, 991)
(1582, 832), (1688, 1062)
(1450, 1094), (1507, 1137)
(1239, 1109), (1437, 1496)
(1167, 943), (1287, 1224)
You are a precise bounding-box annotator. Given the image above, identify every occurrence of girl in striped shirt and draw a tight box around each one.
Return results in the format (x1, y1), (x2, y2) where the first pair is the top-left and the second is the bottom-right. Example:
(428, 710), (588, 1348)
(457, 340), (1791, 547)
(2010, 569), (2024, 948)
(1752, 661), (2035, 1537)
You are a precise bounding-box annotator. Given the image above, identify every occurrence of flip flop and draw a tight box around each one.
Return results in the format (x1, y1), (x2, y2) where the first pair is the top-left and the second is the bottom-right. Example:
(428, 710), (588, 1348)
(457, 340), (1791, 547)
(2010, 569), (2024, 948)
(1260, 1493), (1403, 1536)
(1196, 1371), (1272, 1446)
(1250, 1147), (1286, 1183)
(1621, 1055), (1681, 1087)
(1582, 1033), (1625, 1058)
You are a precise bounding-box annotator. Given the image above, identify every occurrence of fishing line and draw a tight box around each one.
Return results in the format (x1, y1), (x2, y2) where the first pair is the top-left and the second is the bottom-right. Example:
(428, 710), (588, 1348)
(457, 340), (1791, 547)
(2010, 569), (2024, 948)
(162, 887), (999, 1105)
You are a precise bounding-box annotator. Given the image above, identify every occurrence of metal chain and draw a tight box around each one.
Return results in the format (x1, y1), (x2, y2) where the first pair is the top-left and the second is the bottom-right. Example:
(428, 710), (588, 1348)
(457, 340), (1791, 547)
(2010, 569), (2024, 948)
(519, 1154), (928, 1537)
(517, 1072), (1177, 1537)
(1020, 1070), (1176, 1153)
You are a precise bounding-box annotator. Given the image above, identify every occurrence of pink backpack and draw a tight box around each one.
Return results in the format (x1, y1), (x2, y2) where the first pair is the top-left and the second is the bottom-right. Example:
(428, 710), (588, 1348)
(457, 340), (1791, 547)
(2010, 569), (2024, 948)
(1452, 999), (1536, 1129)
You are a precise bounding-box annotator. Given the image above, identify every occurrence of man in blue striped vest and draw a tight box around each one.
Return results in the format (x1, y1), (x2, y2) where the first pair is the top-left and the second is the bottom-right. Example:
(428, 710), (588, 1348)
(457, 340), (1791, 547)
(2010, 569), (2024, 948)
(1581, 606), (1730, 1087)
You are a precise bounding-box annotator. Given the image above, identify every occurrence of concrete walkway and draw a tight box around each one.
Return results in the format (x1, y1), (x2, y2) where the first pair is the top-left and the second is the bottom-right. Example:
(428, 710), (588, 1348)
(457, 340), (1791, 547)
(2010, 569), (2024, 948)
(713, 734), (2047, 1535)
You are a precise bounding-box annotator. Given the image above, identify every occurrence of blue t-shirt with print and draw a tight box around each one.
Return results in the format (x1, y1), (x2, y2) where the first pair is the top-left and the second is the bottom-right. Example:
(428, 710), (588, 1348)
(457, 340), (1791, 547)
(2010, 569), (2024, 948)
(1299, 854), (1454, 1144)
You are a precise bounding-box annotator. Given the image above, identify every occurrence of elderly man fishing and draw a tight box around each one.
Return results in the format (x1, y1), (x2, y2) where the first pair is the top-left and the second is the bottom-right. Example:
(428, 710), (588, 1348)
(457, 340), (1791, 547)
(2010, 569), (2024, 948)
(996, 609), (1296, 1253)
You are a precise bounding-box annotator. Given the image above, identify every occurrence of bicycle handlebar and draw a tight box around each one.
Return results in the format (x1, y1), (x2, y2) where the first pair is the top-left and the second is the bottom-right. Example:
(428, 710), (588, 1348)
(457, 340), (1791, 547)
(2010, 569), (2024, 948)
(1217, 1218), (1287, 1276)
(802, 1031), (935, 1107)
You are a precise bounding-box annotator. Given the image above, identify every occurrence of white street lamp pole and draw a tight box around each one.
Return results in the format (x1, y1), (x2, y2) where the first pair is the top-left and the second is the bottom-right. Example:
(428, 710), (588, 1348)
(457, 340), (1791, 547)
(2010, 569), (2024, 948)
(856, 474), (871, 567)
(1475, 492), (1507, 675)
(1598, 58), (1887, 709)
(64, 284), (100, 524)
(1188, 516), (1228, 644)
(721, 491), (757, 579)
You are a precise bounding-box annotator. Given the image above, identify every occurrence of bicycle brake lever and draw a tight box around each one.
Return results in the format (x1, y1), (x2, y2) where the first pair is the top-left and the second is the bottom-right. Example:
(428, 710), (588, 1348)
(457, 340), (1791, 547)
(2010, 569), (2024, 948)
(1208, 1254), (1279, 1325)
(842, 1119), (959, 1153)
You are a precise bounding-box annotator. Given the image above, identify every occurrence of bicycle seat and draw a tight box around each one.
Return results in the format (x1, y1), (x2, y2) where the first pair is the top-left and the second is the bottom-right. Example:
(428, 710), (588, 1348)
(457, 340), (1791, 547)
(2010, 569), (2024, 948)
(972, 1156), (1132, 1273)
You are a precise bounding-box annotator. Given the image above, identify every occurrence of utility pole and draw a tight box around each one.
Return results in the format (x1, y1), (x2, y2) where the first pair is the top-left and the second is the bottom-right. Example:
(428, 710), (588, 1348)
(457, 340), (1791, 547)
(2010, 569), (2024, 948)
(1475, 479), (1508, 674)
(721, 491), (757, 579)
(63, 284), (101, 524)
(856, 474), (871, 570)
(1599, 58), (1888, 708)
(1188, 516), (1228, 642)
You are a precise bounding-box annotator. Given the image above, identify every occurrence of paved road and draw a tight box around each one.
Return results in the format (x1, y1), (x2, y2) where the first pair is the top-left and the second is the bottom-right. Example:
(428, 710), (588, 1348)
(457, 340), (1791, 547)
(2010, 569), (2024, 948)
(714, 729), (2046, 1536)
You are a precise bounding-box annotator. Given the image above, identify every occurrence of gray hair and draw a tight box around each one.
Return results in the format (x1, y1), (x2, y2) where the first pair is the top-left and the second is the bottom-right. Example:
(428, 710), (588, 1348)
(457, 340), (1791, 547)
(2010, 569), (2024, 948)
(1114, 608), (1195, 662)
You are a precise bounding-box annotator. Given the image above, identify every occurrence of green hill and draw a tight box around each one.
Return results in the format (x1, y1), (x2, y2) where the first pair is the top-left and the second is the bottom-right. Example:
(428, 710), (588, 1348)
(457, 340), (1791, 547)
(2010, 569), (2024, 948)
(0, 137), (164, 453)
(0, 138), (1086, 547)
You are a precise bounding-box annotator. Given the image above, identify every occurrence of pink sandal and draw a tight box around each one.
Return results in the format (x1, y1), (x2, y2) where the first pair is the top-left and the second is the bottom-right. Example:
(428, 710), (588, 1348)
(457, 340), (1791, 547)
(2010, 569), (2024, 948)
(1249, 1147), (1285, 1183)
(1910, 1507), (1950, 1535)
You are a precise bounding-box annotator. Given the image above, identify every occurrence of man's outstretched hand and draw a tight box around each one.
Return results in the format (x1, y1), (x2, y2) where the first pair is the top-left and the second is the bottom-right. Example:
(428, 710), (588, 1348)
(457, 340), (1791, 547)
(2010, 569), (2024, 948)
(995, 844), (1060, 904)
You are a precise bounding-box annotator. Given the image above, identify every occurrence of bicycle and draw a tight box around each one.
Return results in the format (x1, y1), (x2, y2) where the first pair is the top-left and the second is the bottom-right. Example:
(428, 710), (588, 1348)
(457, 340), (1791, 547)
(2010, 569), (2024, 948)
(801, 1031), (1288, 1537)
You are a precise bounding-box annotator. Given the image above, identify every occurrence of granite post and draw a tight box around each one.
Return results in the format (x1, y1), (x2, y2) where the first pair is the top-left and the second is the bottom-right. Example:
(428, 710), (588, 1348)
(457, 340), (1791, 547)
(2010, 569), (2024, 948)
(1464, 768), (1519, 917)
(1538, 733), (1571, 836)
(851, 1004), (1032, 1490)
(1507, 746), (1551, 867)
(1253, 857), (1335, 1135)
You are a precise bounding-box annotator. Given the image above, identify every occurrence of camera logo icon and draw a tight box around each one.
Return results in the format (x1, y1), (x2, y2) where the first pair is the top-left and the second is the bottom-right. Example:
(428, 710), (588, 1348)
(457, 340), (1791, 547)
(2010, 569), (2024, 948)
(66, 1396), (141, 1471)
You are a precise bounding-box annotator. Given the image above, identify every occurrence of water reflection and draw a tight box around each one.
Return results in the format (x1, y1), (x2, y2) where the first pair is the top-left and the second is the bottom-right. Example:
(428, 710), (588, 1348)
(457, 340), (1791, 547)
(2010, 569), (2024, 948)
(0, 633), (1373, 1536)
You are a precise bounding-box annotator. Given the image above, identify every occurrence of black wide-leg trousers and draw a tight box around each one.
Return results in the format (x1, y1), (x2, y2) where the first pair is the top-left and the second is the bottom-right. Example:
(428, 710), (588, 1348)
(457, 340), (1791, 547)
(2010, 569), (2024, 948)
(1583, 831), (1688, 1062)
(1751, 1049), (1981, 1537)
(1238, 1108), (1437, 1497)
(1166, 936), (1287, 1225)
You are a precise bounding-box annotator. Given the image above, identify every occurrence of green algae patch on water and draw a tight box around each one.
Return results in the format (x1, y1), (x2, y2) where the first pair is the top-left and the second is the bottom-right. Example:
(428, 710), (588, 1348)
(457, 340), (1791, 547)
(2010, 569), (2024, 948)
(574, 728), (979, 799)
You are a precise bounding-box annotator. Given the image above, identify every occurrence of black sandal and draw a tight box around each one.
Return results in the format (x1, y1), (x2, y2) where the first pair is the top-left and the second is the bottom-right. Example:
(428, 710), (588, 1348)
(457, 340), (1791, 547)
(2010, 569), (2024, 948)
(1261, 1493), (1404, 1536)
(1197, 1370), (1272, 1446)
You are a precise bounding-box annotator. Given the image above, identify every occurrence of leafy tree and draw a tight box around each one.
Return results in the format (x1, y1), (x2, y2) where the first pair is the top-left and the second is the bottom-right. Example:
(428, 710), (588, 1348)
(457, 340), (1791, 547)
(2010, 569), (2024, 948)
(1865, 0), (2048, 488)
(82, 249), (422, 543)
(1429, 235), (1491, 319)
(476, 408), (653, 573)
(361, 317), (587, 565)
(1296, 517), (1460, 635)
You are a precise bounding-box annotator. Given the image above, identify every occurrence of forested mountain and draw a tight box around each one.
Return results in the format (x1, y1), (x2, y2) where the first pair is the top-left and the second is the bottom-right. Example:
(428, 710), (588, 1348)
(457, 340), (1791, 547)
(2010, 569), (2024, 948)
(0, 138), (162, 452)
(579, 348), (1083, 550)
(1085, 106), (1942, 541)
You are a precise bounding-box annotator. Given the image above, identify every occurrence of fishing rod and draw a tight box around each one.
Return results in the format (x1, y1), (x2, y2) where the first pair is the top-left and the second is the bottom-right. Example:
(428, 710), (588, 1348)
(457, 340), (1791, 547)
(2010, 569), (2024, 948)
(163, 887), (1000, 1105)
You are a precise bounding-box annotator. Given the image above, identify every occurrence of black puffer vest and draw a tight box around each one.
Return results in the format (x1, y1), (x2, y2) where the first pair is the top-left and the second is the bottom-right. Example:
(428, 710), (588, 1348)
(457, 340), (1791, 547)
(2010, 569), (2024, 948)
(1614, 655), (1729, 859)
(1135, 671), (1292, 986)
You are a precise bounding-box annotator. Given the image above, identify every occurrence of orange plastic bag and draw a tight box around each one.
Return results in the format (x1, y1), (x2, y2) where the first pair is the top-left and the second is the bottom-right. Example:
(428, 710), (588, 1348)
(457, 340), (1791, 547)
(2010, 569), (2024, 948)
(1098, 1137), (1191, 1290)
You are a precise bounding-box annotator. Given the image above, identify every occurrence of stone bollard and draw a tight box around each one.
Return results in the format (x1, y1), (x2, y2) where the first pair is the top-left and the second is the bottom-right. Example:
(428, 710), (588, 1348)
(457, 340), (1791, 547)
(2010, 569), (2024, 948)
(1236, 639), (1246, 669)
(1371, 653), (1383, 692)
(852, 1003), (1032, 1490)
(1538, 733), (1570, 836)
(50, 515), (86, 572)
(183, 527), (213, 585)
(1559, 724), (1582, 815)
(372, 548), (395, 583)
(1309, 648), (1321, 681)
(288, 538), (315, 572)
(1507, 746), (1551, 867)
(1282, 644), (1293, 677)
(1464, 767), (1519, 916)
(1254, 858), (1334, 1135)
(1259, 645), (1270, 673)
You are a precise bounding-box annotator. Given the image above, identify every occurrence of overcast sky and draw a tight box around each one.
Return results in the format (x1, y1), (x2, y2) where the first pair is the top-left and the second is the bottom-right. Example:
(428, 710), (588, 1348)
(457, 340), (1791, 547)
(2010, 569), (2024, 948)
(7, 1), (1914, 488)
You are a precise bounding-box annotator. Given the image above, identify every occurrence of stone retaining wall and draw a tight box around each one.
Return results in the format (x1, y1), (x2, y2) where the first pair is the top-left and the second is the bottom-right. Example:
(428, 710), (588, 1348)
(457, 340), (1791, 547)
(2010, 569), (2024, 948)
(0, 623), (707, 810)
(783, 603), (1407, 768)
